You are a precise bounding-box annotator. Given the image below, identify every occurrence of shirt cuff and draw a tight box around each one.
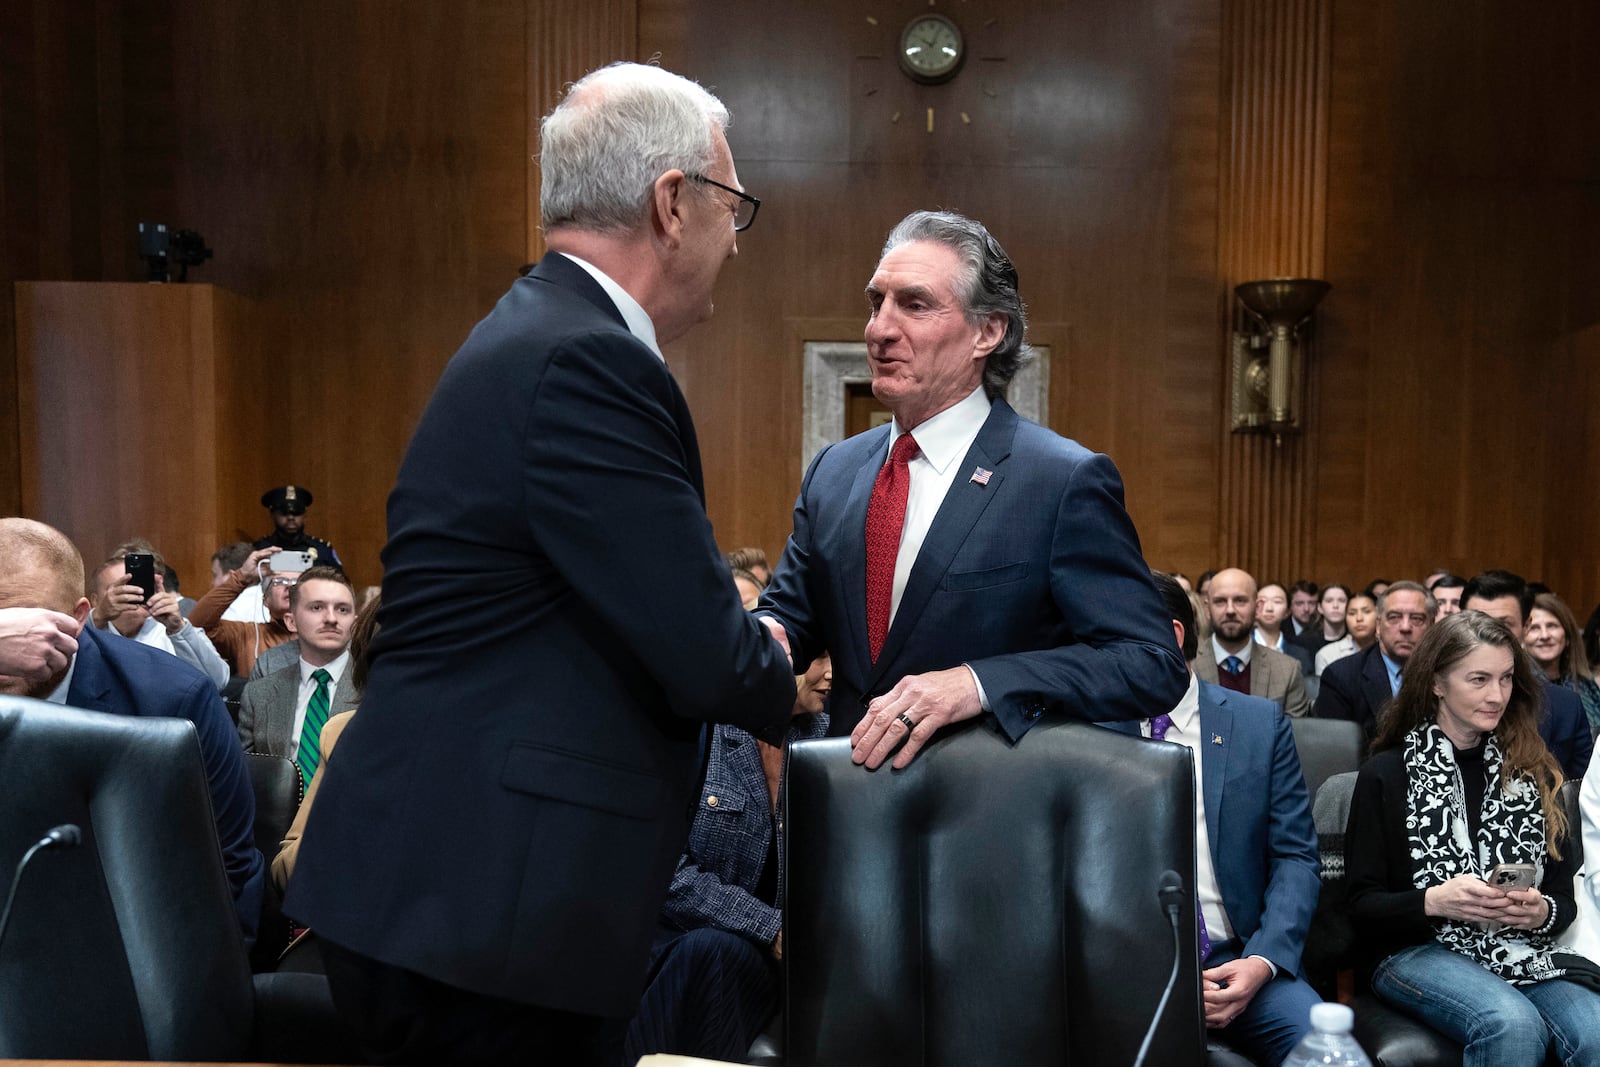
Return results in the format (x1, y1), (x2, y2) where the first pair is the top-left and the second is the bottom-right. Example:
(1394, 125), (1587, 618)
(1249, 954), (1278, 980)
(964, 664), (991, 713)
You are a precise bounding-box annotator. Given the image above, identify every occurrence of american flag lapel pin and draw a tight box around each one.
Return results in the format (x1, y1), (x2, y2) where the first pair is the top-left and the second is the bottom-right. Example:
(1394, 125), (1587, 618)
(970, 466), (992, 487)
(1211, 734), (1224, 745)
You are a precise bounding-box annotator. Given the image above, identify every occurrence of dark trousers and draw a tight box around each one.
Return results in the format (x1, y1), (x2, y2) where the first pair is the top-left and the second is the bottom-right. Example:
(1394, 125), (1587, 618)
(322, 938), (626, 1066)
(623, 925), (779, 1065)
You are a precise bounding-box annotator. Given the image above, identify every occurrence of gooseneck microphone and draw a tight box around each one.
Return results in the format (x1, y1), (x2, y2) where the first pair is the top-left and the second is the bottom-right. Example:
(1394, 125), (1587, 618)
(0, 824), (83, 954)
(1133, 869), (1188, 1067)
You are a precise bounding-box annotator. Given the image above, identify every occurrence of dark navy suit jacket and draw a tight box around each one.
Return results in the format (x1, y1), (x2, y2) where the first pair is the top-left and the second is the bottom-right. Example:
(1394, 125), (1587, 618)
(760, 400), (1186, 740)
(286, 253), (795, 1017)
(1108, 680), (1320, 974)
(68, 624), (263, 941)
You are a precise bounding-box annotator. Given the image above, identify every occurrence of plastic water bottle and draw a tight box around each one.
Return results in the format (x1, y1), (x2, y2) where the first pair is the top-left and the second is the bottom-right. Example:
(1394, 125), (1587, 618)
(1281, 1003), (1373, 1066)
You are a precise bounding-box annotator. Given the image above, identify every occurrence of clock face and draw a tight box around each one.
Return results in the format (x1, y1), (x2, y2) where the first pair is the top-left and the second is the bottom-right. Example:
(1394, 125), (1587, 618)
(898, 14), (964, 84)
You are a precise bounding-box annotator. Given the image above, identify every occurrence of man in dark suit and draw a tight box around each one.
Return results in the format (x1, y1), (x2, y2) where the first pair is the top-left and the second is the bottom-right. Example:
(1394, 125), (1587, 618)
(1315, 580), (1433, 748)
(0, 518), (264, 942)
(759, 210), (1186, 770)
(1462, 569), (1593, 779)
(237, 566), (358, 784)
(285, 62), (796, 1064)
(1107, 572), (1323, 1065)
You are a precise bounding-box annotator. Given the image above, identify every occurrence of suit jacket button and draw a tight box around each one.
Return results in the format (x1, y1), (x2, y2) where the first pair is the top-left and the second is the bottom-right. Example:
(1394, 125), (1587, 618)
(706, 795), (718, 808)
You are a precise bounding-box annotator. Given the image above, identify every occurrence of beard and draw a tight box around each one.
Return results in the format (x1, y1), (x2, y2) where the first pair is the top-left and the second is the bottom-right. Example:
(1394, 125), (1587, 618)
(1212, 617), (1250, 642)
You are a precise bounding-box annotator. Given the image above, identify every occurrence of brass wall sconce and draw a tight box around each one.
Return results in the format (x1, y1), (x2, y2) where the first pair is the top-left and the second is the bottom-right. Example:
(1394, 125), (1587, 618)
(1229, 278), (1331, 442)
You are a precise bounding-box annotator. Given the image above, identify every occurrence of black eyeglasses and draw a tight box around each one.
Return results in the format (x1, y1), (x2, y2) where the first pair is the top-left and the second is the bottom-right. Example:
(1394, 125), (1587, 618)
(688, 174), (760, 232)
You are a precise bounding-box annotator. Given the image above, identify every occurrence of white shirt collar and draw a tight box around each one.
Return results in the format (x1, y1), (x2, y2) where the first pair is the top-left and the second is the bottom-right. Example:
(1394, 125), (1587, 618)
(1211, 634), (1253, 667)
(557, 253), (663, 362)
(1169, 671), (1201, 733)
(299, 648), (351, 688)
(888, 386), (991, 474)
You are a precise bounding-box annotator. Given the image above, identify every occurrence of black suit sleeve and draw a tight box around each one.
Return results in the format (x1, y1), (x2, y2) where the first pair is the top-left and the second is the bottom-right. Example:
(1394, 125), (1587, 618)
(522, 334), (795, 735)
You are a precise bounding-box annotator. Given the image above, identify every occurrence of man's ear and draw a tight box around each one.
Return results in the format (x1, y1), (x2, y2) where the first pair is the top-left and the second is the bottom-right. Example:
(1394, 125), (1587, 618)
(972, 311), (1006, 359)
(1172, 619), (1187, 652)
(283, 610), (298, 636)
(649, 169), (690, 246)
(71, 598), (91, 628)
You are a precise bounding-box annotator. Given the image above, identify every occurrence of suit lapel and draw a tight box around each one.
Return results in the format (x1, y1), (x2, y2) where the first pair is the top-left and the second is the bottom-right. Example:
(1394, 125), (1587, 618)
(867, 402), (1016, 692)
(1364, 647), (1393, 714)
(1197, 688), (1231, 856)
(268, 667), (300, 759)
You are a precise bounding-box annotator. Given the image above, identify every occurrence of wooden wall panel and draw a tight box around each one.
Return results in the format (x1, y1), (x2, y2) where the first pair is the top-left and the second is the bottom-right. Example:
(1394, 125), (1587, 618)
(4, 0), (1598, 610)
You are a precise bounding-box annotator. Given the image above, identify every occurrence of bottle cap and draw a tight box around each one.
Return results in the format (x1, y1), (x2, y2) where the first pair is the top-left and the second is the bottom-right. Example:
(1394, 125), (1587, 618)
(1310, 1002), (1354, 1033)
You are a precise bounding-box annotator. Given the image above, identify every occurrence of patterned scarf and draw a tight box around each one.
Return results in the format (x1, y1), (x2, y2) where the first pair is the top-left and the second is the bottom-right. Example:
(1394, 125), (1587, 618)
(1404, 722), (1568, 985)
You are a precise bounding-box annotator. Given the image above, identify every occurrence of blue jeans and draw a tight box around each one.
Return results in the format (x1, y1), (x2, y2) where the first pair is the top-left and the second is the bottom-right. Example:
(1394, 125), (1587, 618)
(1372, 942), (1600, 1067)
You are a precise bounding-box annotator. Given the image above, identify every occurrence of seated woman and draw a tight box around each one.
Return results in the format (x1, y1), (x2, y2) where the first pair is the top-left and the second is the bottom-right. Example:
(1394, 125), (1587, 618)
(1526, 592), (1600, 736)
(1296, 582), (1350, 663)
(1345, 611), (1600, 1066)
(1314, 591), (1376, 676)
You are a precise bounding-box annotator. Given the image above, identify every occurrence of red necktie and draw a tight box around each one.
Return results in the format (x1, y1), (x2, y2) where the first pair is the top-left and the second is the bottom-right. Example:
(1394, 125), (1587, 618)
(865, 433), (919, 663)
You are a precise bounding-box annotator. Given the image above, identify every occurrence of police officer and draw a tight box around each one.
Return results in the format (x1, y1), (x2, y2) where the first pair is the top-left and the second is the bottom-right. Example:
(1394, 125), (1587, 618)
(254, 485), (341, 569)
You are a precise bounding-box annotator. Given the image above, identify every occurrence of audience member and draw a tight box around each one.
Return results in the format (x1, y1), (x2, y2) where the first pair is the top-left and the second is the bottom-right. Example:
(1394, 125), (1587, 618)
(1195, 568), (1310, 717)
(285, 62), (797, 1066)
(1433, 574), (1466, 619)
(255, 485), (342, 568)
(625, 653), (832, 1063)
(237, 567), (359, 787)
(271, 591), (382, 894)
(1315, 581), (1433, 747)
(164, 563), (196, 618)
(758, 209), (1186, 771)
(731, 567), (763, 612)
(89, 540), (229, 689)
(1173, 572), (1193, 593)
(725, 547), (771, 586)
(1314, 591), (1376, 676)
(1107, 574), (1321, 1066)
(1462, 570), (1592, 779)
(1295, 582), (1349, 663)
(1527, 592), (1600, 735)
(1197, 569), (1218, 603)
(1422, 568), (1452, 591)
(1288, 579), (1320, 640)
(1365, 578), (1392, 599)
(0, 518), (263, 942)
(1345, 611), (1600, 1064)
(190, 545), (297, 677)
(212, 540), (268, 623)
(1252, 581), (1315, 675)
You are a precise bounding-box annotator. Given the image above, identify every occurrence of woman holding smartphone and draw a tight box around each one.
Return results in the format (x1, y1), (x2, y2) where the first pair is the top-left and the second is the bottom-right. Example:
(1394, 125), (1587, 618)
(1345, 611), (1600, 1066)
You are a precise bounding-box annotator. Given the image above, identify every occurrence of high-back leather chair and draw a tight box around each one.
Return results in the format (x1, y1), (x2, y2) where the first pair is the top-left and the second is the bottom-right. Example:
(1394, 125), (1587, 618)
(246, 752), (303, 970)
(1290, 716), (1364, 801)
(0, 697), (254, 1060)
(784, 717), (1205, 1067)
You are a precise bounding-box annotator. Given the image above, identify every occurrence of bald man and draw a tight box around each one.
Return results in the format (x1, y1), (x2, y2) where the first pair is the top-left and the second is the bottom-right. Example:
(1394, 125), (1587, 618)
(0, 518), (263, 941)
(1195, 568), (1310, 718)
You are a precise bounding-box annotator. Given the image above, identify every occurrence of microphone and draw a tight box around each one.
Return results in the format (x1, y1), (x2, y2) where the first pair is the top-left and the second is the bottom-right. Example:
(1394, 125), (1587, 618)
(0, 824), (83, 955)
(1133, 869), (1187, 1067)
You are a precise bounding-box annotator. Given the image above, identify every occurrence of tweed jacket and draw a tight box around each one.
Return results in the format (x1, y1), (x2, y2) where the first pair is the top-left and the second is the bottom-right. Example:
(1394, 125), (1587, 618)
(1195, 640), (1310, 718)
(661, 712), (830, 947)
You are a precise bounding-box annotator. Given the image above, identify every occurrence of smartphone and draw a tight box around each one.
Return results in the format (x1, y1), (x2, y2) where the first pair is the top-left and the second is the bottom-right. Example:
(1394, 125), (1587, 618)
(269, 550), (315, 574)
(1487, 863), (1536, 891)
(124, 552), (157, 601)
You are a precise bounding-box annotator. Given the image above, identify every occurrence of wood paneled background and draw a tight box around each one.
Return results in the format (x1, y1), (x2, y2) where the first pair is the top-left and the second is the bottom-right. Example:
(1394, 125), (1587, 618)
(2, 0), (1597, 608)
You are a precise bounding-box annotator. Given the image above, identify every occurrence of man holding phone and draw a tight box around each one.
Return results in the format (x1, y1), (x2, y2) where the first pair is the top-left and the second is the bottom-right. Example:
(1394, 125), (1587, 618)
(91, 541), (229, 689)
(189, 545), (300, 677)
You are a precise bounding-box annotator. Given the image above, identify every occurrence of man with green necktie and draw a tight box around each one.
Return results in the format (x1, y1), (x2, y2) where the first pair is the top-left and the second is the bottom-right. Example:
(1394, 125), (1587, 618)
(238, 565), (359, 779)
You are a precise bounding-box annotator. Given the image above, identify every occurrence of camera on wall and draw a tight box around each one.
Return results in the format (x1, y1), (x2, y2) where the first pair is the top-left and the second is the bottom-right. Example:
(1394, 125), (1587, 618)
(137, 223), (213, 283)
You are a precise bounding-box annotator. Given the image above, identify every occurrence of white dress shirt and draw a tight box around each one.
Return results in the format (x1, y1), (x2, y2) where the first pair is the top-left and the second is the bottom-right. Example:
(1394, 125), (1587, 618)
(287, 649), (350, 763)
(1211, 634), (1253, 670)
(558, 253), (663, 361)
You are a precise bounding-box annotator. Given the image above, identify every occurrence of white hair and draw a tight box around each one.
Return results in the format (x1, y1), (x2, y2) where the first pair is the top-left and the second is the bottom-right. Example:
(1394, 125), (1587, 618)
(539, 62), (729, 235)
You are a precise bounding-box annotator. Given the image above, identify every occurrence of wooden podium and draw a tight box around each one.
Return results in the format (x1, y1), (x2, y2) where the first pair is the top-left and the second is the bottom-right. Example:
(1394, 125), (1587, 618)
(13, 281), (271, 590)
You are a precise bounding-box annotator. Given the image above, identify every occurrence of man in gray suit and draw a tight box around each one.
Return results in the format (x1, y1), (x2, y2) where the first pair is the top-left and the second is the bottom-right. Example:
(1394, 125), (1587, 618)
(1195, 567), (1311, 718)
(238, 566), (358, 785)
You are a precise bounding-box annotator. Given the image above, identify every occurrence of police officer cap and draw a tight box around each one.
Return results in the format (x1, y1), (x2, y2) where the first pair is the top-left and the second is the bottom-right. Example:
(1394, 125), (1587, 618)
(261, 485), (313, 514)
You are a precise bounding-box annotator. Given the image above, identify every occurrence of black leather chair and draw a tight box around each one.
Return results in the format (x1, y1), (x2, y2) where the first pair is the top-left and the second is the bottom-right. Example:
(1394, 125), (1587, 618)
(247, 751), (303, 970)
(0, 696), (357, 1063)
(784, 717), (1206, 1066)
(1290, 716), (1364, 802)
